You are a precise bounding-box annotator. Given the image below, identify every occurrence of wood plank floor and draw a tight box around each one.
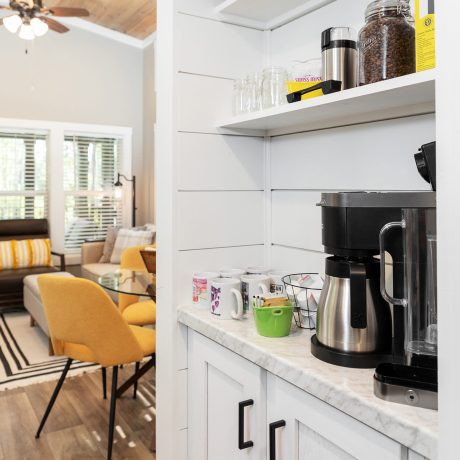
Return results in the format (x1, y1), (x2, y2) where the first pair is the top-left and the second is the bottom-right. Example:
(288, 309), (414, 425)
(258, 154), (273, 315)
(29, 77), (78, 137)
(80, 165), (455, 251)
(0, 365), (156, 459)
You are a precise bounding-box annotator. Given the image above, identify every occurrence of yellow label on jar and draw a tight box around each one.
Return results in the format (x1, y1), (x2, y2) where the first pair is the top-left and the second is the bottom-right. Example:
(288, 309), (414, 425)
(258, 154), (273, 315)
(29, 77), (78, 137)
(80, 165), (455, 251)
(287, 81), (323, 101)
(415, 0), (436, 72)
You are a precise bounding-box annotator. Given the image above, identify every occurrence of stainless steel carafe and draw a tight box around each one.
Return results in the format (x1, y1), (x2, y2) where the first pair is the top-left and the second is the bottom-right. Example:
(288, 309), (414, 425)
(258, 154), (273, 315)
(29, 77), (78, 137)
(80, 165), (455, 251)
(316, 257), (392, 354)
(321, 27), (358, 90)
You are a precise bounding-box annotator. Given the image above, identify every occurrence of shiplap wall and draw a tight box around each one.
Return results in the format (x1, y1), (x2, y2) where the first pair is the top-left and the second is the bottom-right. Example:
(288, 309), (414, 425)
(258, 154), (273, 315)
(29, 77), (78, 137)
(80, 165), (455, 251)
(173, 0), (436, 302)
(267, 0), (435, 274)
(270, 115), (435, 273)
(174, 7), (265, 306)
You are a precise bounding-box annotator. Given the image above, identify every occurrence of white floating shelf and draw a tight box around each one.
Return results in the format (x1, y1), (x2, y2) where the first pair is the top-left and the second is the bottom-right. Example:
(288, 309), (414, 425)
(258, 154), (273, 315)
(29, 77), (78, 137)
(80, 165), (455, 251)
(215, 0), (337, 30)
(217, 70), (436, 137)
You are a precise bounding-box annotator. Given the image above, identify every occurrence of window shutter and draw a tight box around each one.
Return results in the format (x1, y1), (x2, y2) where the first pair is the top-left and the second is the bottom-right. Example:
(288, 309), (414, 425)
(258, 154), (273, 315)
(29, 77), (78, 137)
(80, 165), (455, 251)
(0, 130), (48, 220)
(63, 134), (123, 252)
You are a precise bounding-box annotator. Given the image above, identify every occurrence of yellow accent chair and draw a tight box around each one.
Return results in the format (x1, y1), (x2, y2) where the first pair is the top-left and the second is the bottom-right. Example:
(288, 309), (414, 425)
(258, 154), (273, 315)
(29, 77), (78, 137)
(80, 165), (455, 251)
(118, 245), (156, 399)
(35, 276), (155, 460)
(119, 245), (156, 326)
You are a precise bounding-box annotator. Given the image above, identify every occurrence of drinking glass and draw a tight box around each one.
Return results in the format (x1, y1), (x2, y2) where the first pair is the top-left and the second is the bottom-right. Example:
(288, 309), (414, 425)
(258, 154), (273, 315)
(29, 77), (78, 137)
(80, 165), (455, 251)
(232, 79), (244, 115)
(247, 73), (262, 112)
(261, 67), (288, 109)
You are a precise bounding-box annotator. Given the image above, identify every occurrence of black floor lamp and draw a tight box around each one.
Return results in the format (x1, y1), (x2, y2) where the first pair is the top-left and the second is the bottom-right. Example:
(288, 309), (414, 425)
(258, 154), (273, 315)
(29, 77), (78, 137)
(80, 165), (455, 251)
(114, 173), (137, 227)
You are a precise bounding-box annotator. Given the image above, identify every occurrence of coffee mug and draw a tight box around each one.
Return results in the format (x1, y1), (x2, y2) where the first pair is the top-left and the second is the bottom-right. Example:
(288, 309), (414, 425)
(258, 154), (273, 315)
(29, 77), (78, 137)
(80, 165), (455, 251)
(269, 270), (287, 295)
(192, 272), (219, 309)
(220, 268), (246, 279)
(246, 266), (270, 275)
(241, 274), (270, 313)
(210, 278), (243, 320)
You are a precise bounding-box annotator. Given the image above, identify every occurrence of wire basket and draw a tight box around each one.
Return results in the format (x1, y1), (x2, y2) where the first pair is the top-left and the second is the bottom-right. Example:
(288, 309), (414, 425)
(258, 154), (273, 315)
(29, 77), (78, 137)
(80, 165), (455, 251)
(282, 273), (324, 330)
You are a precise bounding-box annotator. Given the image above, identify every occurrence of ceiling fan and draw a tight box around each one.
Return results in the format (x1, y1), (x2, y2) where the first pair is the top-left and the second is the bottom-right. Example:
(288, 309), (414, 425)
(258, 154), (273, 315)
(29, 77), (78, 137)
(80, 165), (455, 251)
(0, 1), (89, 40)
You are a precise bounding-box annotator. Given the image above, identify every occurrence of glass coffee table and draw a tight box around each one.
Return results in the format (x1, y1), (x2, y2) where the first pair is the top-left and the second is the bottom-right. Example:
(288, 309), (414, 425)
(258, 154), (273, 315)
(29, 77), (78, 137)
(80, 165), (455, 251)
(98, 269), (156, 397)
(99, 269), (156, 301)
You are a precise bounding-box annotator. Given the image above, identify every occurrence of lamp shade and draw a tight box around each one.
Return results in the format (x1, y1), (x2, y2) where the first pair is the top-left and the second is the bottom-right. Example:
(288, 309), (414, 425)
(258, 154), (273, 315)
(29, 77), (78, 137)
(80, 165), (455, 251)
(3, 15), (22, 34)
(31, 17), (48, 37)
(114, 186), (123, 200)
(19, 23), (35, 40)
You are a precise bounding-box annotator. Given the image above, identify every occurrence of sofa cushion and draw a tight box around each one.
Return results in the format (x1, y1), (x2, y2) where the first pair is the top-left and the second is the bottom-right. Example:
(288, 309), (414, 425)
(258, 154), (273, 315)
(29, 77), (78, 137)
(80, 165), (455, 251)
(110, 229), (155, 264)
(81, 263), (119, 282)
(0, 219), (48, 241)
(99, 226), (121, 263)
(24, 271), (75, 298)
(0, 266), (59, 291)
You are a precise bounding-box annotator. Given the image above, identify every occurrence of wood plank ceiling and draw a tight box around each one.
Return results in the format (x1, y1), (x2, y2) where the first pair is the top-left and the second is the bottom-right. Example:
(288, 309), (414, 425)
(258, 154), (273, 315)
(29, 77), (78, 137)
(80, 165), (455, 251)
(49, 0), (157, 39)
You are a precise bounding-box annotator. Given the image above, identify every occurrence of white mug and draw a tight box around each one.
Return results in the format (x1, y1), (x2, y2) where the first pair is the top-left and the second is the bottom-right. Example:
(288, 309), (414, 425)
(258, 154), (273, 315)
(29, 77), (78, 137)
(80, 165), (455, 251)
(220, 268), (246, 280)
(192, 272), (219, 309)
(246, 266), (270, 275)
(241, 274), (270, 313)
(269, 270), (287, 295)
(210, 278), (244, 320)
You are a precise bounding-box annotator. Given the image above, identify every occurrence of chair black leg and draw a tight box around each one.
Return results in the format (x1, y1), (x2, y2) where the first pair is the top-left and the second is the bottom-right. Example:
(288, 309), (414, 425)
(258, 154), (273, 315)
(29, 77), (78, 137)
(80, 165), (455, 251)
(133, 362), (140, 399)
(102, 368), (107, 400)
(107, 366), (119, 460)
(36, 358), (73, 439)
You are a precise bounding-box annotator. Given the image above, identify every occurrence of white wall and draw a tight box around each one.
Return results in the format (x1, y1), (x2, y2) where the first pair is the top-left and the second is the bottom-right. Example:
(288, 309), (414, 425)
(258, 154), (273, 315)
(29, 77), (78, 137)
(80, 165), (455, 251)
(0, 26), (153, 224)
(143, 41), (156, 224)
(173, 12), (266, 305)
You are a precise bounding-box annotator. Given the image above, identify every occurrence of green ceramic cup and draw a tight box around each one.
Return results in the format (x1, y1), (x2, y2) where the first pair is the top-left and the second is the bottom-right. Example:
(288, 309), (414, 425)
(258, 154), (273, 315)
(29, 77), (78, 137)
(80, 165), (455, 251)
(253, 305), (294, 338)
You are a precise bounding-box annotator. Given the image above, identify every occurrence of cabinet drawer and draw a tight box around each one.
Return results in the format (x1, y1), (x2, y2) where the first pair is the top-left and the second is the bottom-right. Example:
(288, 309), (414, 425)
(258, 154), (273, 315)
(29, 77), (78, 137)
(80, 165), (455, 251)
(267, 373), (406, 460)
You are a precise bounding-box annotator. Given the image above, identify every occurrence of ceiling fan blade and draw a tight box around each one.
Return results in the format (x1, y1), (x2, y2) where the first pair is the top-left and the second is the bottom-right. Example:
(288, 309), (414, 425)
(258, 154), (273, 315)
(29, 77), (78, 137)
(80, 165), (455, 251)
(40, 16), (69, 33)
(48, 7), (90, 17)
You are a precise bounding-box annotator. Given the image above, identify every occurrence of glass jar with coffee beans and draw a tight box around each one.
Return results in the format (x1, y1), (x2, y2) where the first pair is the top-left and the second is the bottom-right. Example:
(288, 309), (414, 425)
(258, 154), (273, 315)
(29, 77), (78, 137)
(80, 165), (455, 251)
(359, 0), (415, 85)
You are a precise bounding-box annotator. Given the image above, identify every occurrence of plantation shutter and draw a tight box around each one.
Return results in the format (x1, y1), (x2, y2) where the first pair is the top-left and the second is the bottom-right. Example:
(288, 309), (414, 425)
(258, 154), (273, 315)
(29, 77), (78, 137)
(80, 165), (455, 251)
(63, 134), (123, 253)
(0, 130), (48, 220)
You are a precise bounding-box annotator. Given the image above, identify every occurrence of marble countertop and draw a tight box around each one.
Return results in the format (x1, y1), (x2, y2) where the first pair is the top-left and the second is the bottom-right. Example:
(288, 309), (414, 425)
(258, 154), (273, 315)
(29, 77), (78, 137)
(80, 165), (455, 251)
(178, 305), (438, 459)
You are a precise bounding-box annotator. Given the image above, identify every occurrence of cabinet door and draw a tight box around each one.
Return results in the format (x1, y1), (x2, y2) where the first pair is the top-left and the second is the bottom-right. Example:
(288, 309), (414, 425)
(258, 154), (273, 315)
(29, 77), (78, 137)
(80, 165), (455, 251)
(188, 330), (267, 460)
(267, 373), (406, 460)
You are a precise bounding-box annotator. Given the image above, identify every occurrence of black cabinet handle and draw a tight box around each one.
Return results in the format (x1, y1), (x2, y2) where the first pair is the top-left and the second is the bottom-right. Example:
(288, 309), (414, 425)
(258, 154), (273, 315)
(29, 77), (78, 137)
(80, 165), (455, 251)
(269, 420), (286, 460)
(238, 399), (254, 450)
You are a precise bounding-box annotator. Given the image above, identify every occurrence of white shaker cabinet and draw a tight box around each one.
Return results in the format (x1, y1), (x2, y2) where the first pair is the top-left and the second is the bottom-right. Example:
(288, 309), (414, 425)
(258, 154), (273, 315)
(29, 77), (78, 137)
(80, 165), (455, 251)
(187, 329), (427, 460)
(188, 330), (267, 460)
(267, 373), (405, 460)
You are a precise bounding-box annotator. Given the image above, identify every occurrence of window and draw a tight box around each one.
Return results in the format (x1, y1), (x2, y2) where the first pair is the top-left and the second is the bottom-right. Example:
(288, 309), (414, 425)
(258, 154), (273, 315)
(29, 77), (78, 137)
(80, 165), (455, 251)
(63, 134), (123, 252)
(0, 119), (132, 258)
(0, 130), (47, 220)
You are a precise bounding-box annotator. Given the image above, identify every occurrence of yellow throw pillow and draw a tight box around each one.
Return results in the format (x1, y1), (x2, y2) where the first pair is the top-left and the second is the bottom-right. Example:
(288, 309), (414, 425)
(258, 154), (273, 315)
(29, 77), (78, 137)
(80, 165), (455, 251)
(0, 239), (53, 270)
(0, 241), (15, 270)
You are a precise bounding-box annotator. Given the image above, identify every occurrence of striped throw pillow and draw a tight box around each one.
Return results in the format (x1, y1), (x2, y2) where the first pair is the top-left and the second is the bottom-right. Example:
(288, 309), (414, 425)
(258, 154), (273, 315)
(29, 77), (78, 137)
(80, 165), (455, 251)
(0, 239), (53, 271)
(0, 241), (15, 270)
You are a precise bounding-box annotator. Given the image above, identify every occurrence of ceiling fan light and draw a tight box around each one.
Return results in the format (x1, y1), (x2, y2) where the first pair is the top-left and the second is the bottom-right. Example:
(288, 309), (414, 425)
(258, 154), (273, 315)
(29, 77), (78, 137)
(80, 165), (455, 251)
(3, 15), (22, 34)
(30, 17), (48, 37)
(18, 23), (35, 40)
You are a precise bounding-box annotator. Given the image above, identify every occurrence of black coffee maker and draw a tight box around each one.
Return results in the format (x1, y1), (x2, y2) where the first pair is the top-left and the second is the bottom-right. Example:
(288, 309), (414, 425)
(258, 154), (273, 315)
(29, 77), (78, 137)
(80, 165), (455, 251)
(312, 143), (437, 373)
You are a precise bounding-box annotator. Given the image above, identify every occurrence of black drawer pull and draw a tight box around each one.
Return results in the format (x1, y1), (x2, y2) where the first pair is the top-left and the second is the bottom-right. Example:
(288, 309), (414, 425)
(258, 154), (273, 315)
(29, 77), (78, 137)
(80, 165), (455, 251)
(238, 399), (254, 450)
(269, 420), (286, 460)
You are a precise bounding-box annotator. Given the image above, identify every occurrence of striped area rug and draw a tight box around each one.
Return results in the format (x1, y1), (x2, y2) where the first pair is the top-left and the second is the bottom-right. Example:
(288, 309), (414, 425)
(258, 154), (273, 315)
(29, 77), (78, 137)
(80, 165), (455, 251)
(0, 312), (98, 391)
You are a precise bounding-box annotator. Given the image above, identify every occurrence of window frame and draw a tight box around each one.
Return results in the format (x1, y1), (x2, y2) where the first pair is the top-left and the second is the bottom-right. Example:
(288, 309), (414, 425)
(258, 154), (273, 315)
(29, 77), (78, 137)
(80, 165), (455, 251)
(0, 118), (133, 265)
